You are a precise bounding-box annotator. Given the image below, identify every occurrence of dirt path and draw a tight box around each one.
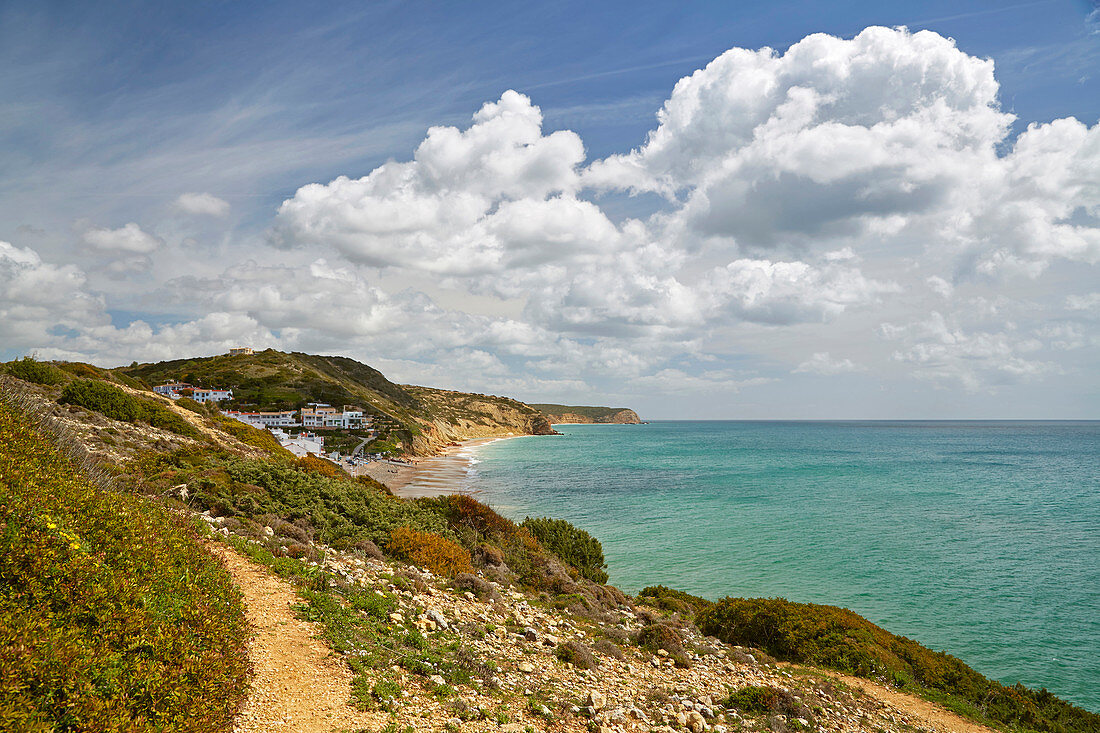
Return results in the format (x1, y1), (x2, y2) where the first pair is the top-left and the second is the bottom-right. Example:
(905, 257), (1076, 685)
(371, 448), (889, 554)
(211, 544), (382, 733)
(827, 671), (996, 733)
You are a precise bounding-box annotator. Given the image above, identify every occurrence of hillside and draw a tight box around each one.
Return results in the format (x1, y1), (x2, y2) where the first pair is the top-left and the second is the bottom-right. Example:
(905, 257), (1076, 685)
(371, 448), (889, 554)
(530, 404), (642, 424)
(4, 359), (1099, 732)
(119, 350), (555, 454)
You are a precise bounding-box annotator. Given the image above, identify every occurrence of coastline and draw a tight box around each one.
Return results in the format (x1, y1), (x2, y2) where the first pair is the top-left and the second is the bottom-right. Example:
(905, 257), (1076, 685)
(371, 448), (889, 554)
(355, 435), (521, 498)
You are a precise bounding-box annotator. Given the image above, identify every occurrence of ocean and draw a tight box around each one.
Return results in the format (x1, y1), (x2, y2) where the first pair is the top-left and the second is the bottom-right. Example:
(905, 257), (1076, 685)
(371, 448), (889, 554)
(458, 421), (1100, 712)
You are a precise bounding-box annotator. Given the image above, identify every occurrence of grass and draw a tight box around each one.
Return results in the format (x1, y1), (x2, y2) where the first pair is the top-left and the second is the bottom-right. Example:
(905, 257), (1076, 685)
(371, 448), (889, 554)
(0, 394), (249, 731)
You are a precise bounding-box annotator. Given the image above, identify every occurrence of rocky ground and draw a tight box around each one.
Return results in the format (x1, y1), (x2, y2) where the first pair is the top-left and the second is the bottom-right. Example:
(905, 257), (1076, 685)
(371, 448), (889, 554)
(200, 513), (996, 733)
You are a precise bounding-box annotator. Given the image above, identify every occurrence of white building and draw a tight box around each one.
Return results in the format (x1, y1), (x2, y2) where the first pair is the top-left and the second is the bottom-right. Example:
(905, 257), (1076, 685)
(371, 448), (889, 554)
(225, 410), (299, 428)
(301, 402), (368, 429)
(153, 382), (232, 403)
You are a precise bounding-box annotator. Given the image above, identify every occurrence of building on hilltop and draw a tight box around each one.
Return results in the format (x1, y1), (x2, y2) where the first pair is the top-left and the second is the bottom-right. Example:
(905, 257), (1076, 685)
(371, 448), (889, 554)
(152, 383), (233, 403)
(228, 347), (254, 356)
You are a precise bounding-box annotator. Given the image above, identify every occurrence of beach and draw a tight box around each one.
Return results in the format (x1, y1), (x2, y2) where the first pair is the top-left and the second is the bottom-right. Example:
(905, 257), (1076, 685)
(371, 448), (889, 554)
(354, 436), (517, 497)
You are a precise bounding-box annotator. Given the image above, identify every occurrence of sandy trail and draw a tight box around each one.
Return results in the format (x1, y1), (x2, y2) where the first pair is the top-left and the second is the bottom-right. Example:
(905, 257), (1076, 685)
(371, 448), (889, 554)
(812, 668), (997, 733)
(210, 544), (382, 733)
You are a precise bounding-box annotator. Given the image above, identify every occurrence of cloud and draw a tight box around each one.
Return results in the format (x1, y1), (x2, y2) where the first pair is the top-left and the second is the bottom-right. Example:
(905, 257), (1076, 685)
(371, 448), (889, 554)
(175, 192), (230, 217)
(82, 222), (163, 253)
(794, 352), (864, 375)
(0, 241), (106, 344)
(881, 312), (1057, 390)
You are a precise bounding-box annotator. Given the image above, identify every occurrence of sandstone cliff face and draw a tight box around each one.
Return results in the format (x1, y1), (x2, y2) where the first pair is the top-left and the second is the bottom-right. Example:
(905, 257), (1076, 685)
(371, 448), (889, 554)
(404, 387), (556, 455)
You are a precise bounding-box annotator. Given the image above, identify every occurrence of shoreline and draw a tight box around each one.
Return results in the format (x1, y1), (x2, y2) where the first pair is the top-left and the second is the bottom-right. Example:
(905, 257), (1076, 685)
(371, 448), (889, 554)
(354, 435), (522, 498)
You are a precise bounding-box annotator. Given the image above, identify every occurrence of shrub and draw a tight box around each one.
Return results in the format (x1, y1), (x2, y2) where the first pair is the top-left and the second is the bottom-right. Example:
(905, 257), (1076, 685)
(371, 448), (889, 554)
(7, 356), (66, 386)
(175, 397), (206, 414)
(724, 686), (806, 718)
(699, 597), (1100, 733)
(637, 622), (685, 654)
(0, 397), (249, 730)
(555, 640), (598, 669)
(593, 638), (624, 660)
(388, 527), (473, 576)
(212, 415), (288, 456)
(58, 380), (201, 439)
(637, 585), (714, 620)
(521, 516), (608, 583)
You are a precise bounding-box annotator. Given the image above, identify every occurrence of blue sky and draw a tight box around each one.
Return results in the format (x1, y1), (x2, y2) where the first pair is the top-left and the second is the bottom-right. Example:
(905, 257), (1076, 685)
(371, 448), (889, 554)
(2, 1), (1099, 418)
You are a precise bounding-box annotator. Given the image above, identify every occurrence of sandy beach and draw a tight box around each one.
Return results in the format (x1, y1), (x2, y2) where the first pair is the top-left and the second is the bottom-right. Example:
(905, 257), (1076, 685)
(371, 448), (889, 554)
(353, 436), (519, 498)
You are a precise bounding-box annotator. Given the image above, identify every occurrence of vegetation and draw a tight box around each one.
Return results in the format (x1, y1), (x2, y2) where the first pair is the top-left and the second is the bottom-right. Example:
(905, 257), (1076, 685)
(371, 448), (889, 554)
(5, 356), (67, 386)
(636, 585), (714, 620)
(228, 536), (489, 711)
(58, 379), (201, 439)
(520, 516), (608, 583)
(528, 404), (637, 422)
(387, 527), (473, 577)
(699, 597), (1100, 733)
(0, 397), (249, 731)
(133, 449), (449, 547)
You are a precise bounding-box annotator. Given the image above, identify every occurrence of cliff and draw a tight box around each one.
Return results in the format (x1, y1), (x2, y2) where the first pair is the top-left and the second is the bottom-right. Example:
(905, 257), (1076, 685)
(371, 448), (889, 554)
(529, 403), (641, 424)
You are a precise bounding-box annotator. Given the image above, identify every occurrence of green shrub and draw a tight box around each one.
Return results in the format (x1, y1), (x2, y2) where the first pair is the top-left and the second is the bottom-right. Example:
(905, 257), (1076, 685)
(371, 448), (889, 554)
(57, 380), (201, 439)
(520, 516), (608, 583)
(213, 415), (288, 456)
(637, 585), (714, 620)
(0, 398), (249, 730)
(175, 396), (206, 414)
(724, 685), (806, 718)
(6, 356), (67, 386)
(699, 597), (1100, 733)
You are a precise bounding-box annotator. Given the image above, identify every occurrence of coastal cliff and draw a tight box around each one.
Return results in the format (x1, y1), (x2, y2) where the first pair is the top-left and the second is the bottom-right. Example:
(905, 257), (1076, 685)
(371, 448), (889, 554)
(530, 403), (642, 424)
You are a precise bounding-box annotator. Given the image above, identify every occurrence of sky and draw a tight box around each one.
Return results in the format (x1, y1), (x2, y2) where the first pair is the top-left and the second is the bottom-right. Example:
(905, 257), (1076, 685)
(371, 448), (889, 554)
(1, 0), (1098, 419)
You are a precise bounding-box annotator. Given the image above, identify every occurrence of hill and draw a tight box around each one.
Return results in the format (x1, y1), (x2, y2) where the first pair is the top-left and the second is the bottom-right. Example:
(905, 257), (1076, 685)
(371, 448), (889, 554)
(529, 404), (641, 424)
(118, 350), (554, 454)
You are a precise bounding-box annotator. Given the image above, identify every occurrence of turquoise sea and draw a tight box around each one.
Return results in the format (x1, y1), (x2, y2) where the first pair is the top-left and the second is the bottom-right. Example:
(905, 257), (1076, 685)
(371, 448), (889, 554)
(463, 421), (1100, 712)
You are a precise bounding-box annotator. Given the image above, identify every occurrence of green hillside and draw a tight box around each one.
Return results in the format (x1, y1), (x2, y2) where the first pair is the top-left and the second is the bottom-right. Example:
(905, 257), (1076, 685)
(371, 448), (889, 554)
(529, 404), (641, 423)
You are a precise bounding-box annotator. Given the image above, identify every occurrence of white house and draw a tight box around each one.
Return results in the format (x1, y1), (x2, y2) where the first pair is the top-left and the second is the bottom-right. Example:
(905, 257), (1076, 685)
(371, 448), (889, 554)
(153, 382), (232, 402)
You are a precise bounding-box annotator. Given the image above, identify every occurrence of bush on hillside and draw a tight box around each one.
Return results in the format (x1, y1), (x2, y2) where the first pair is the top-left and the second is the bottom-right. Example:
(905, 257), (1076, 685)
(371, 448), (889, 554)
(212, 415), (288, 456)
(175, 396), (206, 414)
(637, 585), (714, 620)
(0, 399), (249, 730)
(6, 356), (67, 386)
(699, 597), (1100, 733)
(58, 379), (201, 439)
(387, 526), (472, 576)
(521, 516), (608, 583)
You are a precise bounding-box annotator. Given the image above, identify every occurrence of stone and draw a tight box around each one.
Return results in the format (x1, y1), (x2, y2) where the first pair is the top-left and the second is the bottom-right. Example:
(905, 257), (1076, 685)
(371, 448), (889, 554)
(517, 661), (535, 673)
(685, 711), (707, 733)
(429, 674), (446, 686)
(657, 649), (669, 657)
(586, 690), (606, 710)
(263, 526), (274, 537)
(699, 706), (714, 719)
(543, 634), (559, 646)
(388, 612), (404, 624)
(675, 712), (687, 727)
(524, 628), (538, 642)
(426, 609), (449, 630)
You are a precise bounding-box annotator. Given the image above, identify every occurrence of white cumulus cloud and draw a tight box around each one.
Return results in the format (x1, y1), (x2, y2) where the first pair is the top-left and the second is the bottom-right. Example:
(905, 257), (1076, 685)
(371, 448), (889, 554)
(82, 222), (163, 253)
(175, 192), (230, 217)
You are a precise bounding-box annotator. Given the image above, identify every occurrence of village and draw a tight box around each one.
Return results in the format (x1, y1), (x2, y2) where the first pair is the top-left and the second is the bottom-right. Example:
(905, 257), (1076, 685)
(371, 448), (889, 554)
(151, 376), (400, 469)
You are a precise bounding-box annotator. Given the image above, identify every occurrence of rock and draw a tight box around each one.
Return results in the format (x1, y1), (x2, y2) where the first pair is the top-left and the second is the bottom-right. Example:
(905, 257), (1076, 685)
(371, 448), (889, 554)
(426, 609), (449, 630)
(796, 718), (810, 727)
(699, 706), (714, 719)
(699, 696), (714, 708)
(388, 612), (404, 624)
(446, 718), (462, 728)
(685, 711), (707, 733)
(524, 627), (538, 642)
(262, 525), (274, 537)
(657, 649), (669, 657)
(681, 700), (694, 710)
(586, 690), (606, 710)
(543, 634), (559, 646)
(517, 661), (535, 673)
(464, 591), (476, 600)
(675, 712), (687, 727)
(429, 674), (446, 686)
